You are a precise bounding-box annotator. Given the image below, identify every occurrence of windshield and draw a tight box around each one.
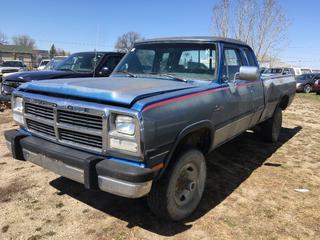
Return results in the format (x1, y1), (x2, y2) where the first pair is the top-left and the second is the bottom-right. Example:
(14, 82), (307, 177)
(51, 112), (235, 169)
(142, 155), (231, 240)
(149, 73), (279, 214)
(301, 69), (312, 74)
(114, 43), (217, 81)
(1, 61), (23, 67)
(53, 52), (104, 72)
(264, 68), (283, 74)
(44, 59), (63, 70)
(40, 60), (50, 66)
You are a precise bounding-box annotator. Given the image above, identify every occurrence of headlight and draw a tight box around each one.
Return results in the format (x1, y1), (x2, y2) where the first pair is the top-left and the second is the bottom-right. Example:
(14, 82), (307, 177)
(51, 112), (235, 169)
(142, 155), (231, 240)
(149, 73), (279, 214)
(108, 113), (140, 154)
(115, 115), (135, 135)
(13, 97), (23, 113)
(12, 97), (24, 125)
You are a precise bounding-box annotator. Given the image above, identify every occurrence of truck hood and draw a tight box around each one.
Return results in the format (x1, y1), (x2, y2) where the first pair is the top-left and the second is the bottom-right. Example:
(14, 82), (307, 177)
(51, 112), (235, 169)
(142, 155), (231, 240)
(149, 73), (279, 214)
(4, 70), (92, 82)
(19, 76), (197, 106)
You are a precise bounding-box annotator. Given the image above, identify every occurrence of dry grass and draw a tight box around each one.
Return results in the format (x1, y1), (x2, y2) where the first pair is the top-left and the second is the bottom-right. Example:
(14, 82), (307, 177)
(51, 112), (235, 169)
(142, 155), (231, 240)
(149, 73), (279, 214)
(0, 93), (319, 240)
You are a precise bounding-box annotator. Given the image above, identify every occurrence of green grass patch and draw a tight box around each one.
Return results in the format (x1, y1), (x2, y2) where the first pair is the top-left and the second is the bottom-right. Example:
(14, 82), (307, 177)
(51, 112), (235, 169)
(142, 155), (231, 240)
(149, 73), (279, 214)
(295, 92), (320, 102)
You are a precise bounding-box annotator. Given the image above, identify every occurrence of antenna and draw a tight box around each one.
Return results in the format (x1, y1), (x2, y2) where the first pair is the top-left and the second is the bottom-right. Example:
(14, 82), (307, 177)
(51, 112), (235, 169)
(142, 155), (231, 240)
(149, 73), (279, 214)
(93, 24), (100, 78)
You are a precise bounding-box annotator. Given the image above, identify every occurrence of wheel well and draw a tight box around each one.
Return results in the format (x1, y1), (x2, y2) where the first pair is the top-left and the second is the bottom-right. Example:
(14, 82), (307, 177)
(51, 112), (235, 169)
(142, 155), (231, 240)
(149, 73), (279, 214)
(279, 95), (289, 110)
(174, 128), (211, 156)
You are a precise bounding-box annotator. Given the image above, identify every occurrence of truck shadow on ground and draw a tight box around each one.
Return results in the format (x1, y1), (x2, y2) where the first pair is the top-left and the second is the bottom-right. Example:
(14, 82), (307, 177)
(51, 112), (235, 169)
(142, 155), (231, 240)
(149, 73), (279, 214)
(50, 126), (301, 236)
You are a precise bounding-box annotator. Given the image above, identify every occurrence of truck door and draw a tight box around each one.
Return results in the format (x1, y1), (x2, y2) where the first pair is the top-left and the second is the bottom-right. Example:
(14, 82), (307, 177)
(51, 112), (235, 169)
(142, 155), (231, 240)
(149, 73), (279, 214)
(212, 44), (255, 147)
(241, 47), (265, 127)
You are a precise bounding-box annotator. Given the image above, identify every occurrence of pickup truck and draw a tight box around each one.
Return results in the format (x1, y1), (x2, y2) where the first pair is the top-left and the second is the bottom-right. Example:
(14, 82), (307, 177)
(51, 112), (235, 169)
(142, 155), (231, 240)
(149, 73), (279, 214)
(0, 60), (27, 79)
(0, 51), (124, 101)
(5, 37), (296, 221)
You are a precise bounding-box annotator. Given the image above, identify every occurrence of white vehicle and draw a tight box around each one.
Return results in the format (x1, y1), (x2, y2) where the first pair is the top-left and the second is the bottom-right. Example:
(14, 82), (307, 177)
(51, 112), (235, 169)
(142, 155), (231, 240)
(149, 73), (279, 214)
(44, 56), (68, 70)
(301, 68), (313, 74)
(37, 59), (50, 70)
(262, 67), (295, 77)
(0, 60), (27, 78)
(292, 67), (302, 76)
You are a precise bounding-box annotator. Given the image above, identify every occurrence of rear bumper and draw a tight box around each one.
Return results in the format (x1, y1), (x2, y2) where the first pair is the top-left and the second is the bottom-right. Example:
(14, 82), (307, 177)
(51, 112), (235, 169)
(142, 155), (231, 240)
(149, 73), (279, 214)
(5, 129), (154, 198)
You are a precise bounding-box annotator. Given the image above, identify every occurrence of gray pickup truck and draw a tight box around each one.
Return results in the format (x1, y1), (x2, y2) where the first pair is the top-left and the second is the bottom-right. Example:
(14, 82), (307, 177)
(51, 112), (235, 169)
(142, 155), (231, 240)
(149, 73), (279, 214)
(5, 37), (296, 221)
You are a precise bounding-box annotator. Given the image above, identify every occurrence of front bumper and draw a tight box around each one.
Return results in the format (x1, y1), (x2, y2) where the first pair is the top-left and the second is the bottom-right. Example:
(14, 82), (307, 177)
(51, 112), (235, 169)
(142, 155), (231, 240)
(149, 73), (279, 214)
(5, 130), (154, 198)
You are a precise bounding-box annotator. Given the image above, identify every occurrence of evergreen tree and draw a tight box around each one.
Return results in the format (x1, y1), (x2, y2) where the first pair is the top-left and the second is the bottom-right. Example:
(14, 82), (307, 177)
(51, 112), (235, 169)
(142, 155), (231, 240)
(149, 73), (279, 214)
(49, 44), (57, 58)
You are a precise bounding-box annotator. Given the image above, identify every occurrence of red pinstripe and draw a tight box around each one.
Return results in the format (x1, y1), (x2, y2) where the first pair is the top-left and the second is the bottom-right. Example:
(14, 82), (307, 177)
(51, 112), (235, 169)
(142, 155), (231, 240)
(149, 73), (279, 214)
(142, 81), (260, 111)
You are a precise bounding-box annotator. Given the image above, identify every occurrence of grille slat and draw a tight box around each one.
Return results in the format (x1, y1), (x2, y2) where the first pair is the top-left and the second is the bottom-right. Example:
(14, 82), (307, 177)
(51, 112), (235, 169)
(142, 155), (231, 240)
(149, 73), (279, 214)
(27, 119), (55, 137)
(24, 102), (104, 152)
(58, 110), (102, 130)
(25, 103), (54, 120)
(59, 129), (102, 148)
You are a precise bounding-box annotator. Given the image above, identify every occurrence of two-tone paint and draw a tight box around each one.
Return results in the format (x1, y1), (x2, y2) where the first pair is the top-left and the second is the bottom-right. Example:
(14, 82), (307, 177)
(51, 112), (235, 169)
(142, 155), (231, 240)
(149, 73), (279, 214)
(13, 37), (296, 172)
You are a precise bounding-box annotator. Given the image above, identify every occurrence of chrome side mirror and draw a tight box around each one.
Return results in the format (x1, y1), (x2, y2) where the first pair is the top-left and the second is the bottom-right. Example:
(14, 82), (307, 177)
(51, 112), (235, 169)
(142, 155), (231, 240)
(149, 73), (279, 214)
(238, 66), (259, 81)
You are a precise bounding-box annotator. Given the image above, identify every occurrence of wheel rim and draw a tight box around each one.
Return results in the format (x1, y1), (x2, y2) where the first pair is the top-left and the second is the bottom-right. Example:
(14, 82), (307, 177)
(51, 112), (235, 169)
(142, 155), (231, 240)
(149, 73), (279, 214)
(304, 85), (311, 93)
(174, 163), (199, 207)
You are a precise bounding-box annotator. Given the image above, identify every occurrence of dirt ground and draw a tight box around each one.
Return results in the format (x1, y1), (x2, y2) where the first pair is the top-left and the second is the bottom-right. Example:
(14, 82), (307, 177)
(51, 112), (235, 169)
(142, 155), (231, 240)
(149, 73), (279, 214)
(0, 93), (319, 240)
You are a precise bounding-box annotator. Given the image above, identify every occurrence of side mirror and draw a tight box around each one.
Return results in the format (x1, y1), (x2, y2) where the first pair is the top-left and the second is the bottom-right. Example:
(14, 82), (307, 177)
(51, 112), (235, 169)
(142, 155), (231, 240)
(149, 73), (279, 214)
(238, 66), (259, 81)
(99, 67), (111, 76)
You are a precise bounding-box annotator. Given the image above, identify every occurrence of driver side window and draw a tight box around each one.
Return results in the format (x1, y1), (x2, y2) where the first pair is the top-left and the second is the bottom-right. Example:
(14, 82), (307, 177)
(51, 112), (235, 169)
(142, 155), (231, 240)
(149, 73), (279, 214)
(223, 48), (242, 80)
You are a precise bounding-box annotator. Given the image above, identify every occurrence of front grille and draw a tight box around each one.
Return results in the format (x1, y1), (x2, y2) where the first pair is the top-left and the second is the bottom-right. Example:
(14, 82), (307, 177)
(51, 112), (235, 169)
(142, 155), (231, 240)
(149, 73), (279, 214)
(25, 102), (54, 120)
(2, 69), (18, 74)
(58, 110), (102, 130)
(26, 119), (55, 137)
(59, 128), (102, 149)
(3, 81), (21, 88)
(24, 101), (105, 153)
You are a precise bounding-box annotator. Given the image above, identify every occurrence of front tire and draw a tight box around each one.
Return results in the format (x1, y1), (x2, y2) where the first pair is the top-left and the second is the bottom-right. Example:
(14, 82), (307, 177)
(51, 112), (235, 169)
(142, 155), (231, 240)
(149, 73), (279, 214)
(303, 84), (312, 93)
(260, 106), (282, 142)
(147, 148), (206, 221)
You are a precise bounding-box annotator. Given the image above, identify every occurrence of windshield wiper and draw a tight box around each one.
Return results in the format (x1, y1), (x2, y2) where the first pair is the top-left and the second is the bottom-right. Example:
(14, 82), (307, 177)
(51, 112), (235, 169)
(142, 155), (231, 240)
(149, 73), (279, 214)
(149, 73), (188, 82)
(114, 70), (137, 78)
(56, 68), (74, 72)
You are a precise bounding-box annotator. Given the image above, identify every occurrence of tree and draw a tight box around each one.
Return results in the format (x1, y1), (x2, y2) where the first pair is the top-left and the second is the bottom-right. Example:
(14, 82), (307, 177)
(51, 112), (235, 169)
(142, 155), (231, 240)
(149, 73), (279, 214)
(0, 32), (8, 45)
(49, 44), (57, 58)
(211, 0), (289, 62)
(115, 32), (143, 53)
(12, 34), (36, 49)
(56, 48), (70, 56)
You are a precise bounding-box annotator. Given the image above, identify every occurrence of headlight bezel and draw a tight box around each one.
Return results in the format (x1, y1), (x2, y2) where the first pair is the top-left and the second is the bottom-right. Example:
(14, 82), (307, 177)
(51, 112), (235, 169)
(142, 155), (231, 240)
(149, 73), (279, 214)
(107, 111), (142, 157)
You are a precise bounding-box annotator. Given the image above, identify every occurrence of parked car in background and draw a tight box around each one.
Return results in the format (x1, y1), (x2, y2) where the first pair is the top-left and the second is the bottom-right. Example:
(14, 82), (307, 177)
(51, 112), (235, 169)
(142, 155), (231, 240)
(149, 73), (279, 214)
(0, 60), (27, 80)
(43, 56), (68, 70)
(262, 67), (295, 76)
(301, 68), (313, 74)
(292, 67), (302, 76)
(37, 59), (50, 70)
(313, 78), (320, 94)
(1, 51), (124, 101)
(296, 73), (320, 93)
(5, 37), (296, 221)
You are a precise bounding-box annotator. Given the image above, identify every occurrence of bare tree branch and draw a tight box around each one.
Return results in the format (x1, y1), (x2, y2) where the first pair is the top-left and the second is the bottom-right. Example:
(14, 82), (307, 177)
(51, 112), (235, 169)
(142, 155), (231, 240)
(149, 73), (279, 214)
(0, 31), (8, 45)
(115, 32), (143, 53)
(211, 0), (289, 62)
(12, 34), (36, 49)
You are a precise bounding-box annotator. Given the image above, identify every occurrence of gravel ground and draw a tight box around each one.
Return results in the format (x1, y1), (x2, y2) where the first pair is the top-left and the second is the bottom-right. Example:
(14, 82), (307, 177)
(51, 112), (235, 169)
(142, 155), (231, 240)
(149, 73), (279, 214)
(0, 93), (319, 240)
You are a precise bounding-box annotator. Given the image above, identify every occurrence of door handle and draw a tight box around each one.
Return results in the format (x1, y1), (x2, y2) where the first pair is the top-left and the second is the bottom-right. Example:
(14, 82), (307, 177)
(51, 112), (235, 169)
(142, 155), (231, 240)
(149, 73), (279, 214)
(213, 105), (224, 112)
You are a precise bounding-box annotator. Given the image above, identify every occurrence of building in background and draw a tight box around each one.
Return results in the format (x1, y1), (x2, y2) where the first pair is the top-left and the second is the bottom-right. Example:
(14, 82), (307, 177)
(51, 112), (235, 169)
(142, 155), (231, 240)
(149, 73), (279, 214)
(0, 45), (50, 68)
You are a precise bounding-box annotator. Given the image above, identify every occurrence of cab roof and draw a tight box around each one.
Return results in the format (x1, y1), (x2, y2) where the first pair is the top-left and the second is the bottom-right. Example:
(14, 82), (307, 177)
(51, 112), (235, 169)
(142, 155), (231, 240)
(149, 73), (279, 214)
(136, 36), (248, 47)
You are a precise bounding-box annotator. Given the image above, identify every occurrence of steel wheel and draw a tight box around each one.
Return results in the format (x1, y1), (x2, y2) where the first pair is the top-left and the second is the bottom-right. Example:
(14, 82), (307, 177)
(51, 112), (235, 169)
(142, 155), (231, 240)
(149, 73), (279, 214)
(304, 84), (312, 93)
(174, 162), (199, 207)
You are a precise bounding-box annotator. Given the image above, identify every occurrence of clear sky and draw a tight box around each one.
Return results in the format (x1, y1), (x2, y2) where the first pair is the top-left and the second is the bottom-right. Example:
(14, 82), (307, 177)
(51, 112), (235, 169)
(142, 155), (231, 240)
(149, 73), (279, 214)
(1, 0), (320, 68)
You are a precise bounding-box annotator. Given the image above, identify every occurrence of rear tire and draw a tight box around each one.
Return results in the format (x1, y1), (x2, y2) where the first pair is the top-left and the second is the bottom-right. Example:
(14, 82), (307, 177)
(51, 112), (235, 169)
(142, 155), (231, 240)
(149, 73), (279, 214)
(260, 106), (282, 142)
(303, 84), (312, 93)
(147, 147), (206, 221)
